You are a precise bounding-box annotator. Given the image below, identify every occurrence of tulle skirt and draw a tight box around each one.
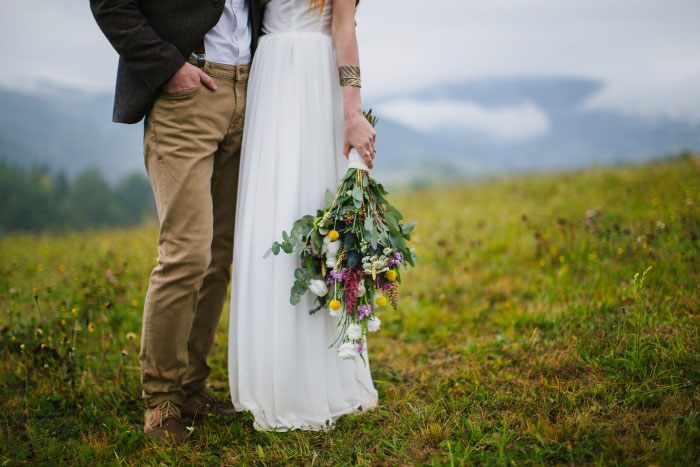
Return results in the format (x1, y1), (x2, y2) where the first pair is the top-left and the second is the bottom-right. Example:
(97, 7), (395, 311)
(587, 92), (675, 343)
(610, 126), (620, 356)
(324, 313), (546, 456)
(228, 31), (378, 431)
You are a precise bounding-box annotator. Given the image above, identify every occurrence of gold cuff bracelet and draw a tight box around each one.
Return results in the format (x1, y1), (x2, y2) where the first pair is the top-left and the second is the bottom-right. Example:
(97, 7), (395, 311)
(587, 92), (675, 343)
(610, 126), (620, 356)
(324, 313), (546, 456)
(339, 65), (361, 87)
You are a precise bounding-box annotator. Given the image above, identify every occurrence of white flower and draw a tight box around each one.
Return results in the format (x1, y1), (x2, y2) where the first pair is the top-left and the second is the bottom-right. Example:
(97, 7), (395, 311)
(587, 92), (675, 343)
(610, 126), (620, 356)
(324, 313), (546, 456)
(326, 239), (340, 257)
(326, 256), (336, 268)
(383, 247), (392, 255)
(308, 279), (328, 297)
(368, 316), (381, 332)
(355, 281), (366, 297)
(329, 304), (342, 318)
(346, 323), (363, 340)
(338, 341), (357, 359)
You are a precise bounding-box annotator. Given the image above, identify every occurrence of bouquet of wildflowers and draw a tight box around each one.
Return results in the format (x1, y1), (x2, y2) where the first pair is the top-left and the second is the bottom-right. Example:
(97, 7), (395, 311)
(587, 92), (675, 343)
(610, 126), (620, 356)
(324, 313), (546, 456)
(265, 111), (417, 361)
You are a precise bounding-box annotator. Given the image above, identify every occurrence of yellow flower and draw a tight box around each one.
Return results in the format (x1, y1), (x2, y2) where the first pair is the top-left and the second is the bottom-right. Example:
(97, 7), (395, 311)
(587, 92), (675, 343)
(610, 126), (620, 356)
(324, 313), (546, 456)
(88, 323), (95, 333)
(329, 300), (341, 311)
(60, 319), (66, 326)
(20, 343), (24, 349)
(131, 300), (139, 307)
(71, 308), (77, 315)
(385, 270), (397, 282)
(328, 230), (339, 242)
(617, 247), (623, 255)
(375, 295), (387, 308)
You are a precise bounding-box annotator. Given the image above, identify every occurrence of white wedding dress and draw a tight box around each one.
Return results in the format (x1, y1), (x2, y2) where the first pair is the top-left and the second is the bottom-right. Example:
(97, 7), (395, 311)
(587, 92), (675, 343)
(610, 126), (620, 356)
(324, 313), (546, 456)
(228, 0), (378, 431)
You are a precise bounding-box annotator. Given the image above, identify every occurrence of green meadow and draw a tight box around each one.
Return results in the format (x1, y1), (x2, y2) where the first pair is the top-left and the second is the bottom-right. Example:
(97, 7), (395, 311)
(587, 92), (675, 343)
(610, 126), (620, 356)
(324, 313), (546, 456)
(1, 156), (699, 465)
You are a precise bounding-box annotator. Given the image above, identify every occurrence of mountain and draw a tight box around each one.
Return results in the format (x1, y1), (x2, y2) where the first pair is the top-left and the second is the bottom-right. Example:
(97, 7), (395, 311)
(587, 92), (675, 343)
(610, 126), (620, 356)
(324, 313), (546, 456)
(1, 77), (699, 185)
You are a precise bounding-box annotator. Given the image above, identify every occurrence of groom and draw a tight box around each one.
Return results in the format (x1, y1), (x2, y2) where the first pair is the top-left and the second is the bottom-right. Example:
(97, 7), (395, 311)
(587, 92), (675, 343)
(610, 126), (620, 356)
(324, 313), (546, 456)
(91, 0), (264, 443)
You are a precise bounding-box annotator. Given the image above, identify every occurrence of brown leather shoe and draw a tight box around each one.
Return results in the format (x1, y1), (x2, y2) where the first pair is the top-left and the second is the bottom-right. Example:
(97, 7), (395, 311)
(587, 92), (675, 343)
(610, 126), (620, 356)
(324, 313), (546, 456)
(144, 400), (190, 444)
(181, 388), (235, 422)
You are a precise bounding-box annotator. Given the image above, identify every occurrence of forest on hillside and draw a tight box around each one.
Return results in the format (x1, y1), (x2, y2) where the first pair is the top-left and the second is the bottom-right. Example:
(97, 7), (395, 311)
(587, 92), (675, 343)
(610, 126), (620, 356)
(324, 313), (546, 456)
(0, 160), (155, 234)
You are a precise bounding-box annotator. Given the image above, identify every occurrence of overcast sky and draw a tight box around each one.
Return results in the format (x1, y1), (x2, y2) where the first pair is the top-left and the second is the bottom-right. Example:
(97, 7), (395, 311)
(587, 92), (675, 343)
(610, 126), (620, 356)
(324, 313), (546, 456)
(2, 0), (700, 124)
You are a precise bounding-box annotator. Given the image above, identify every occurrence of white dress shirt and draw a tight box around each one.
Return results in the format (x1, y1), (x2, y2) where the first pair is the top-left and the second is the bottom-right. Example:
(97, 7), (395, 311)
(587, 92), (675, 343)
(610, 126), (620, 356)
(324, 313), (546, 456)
(203, 0), (251, 65)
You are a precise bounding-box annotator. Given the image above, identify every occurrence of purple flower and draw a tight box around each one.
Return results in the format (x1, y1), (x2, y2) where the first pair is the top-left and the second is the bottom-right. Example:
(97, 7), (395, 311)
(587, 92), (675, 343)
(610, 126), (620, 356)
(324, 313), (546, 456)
(356, 339), (366, 354)
(357, 304), (372, 320)
(330, 268), (348, 282)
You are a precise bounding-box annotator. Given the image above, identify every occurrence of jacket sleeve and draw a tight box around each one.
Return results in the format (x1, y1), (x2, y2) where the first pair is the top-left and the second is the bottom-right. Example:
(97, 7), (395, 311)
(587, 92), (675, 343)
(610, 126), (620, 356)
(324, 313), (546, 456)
(90, 0), (186, 92)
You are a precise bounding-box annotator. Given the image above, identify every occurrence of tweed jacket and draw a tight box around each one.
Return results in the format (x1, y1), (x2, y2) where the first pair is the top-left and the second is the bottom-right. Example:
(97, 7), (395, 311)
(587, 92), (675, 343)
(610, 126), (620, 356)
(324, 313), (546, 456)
(90, 0), (264, 123)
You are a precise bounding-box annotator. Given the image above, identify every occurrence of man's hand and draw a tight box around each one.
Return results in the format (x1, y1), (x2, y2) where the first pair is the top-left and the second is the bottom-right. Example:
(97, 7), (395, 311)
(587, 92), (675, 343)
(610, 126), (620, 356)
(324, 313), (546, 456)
(343, 111), (376, 169)
(162, 62), (217, 93)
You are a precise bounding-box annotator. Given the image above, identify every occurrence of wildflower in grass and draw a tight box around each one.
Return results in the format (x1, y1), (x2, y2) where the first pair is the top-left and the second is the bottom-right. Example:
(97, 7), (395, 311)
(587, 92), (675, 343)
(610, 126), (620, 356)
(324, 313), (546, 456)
(121, 349), (128, 356)
(655, 221), (665, 229)
(88, 323), (95, 333)
(11, 336), (15, 341)
(59, 265), (65, 272)
(9, 288), (17, 294)
(20, 344), (24, 350)
(71, 308), (77, 315)
(131, 300), (139, 307)
(60, 319), (66, 325)
(559, 255), (565, 263)
(617, 247), (623, 255)
(35, 328), (43, 337)
(126, 332), (137, 340)
(651, 197), (659, 206)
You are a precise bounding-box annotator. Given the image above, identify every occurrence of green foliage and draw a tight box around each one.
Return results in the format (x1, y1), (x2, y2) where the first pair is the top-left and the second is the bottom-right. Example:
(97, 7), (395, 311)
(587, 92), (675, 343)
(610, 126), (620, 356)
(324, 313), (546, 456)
(0, 160), (154, 234)
(1, 157), (699, 464)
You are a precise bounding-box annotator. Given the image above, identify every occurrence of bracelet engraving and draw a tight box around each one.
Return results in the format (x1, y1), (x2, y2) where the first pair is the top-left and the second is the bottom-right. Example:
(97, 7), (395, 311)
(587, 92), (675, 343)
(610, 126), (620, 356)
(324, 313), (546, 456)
(339, 65), (361, 87)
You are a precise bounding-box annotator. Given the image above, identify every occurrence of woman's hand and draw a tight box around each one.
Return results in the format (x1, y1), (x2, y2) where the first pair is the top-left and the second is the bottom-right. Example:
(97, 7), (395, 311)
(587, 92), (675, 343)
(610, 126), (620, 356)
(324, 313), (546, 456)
(332, 0), (374, 168)
(162, 62), (216, 93)
(343, 110), (376, 168)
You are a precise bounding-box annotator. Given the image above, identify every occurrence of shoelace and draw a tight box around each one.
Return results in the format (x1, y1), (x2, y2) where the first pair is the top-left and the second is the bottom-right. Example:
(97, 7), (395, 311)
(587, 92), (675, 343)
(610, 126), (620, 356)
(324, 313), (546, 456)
(159, 400), (182, 423)
(199, 389), (219, 407)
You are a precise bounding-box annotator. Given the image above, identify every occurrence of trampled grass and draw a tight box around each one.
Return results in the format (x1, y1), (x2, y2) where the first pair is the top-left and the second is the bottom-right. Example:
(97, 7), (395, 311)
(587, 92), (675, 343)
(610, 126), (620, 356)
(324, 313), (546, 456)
(1, 156), (699, 465)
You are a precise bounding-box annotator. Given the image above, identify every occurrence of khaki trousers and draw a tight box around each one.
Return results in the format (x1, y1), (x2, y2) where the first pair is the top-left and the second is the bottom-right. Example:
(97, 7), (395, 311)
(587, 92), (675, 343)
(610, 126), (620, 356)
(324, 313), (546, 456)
(140, 60), (249, 408)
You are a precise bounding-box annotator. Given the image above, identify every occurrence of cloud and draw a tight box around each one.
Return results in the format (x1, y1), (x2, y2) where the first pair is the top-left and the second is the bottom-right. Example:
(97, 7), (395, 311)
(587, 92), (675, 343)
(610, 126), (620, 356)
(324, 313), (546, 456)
(378, 98), (550, 142)
(1, 0), (700, 123)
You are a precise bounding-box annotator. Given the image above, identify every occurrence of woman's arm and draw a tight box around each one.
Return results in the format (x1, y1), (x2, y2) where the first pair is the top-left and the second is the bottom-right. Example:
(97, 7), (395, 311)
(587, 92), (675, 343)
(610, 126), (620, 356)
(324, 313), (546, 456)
(332, 0), (376, 168)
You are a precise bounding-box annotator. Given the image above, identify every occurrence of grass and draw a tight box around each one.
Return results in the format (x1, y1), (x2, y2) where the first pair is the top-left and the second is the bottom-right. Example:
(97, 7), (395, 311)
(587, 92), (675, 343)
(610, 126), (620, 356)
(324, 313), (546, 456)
(1, 156), (699, 465)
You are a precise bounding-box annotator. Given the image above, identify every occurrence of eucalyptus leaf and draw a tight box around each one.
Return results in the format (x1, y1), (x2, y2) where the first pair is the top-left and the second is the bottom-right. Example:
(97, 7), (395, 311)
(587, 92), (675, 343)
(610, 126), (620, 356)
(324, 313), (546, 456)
(272, 242), (280, 255)
(311, 230), (322, 254)
(401, 221), (417, 235)
(325, 188), (334, 208)
(281, 242), (293, 254)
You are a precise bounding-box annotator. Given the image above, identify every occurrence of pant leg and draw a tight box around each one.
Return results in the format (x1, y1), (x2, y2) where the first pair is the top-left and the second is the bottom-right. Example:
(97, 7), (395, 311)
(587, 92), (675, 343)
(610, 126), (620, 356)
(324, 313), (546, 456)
(182, 65), (249, 395)
(140, 72), (233, 408)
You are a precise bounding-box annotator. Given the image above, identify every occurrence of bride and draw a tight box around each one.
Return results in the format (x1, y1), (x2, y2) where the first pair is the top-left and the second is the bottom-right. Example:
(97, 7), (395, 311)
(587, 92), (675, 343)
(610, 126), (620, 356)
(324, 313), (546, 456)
(228, 0), (379, 431)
